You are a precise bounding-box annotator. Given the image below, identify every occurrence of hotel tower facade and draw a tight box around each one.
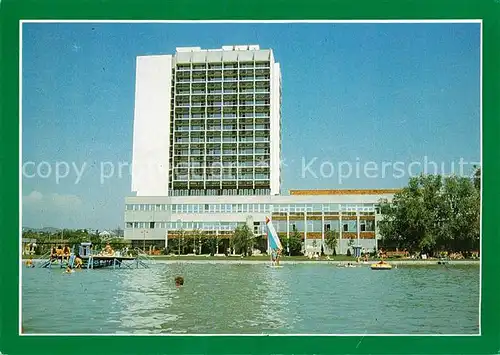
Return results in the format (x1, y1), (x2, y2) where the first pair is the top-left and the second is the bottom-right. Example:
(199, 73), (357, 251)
(125, 45), (396, 255)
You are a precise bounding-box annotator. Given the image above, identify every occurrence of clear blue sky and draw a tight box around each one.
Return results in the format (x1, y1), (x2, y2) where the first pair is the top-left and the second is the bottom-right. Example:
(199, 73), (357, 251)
(21, 22), (480, 230)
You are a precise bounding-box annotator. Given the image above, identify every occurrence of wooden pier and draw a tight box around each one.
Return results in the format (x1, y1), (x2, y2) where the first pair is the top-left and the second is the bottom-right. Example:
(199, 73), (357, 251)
(38, 243), (152, 269)
(83, 255), (150, 269)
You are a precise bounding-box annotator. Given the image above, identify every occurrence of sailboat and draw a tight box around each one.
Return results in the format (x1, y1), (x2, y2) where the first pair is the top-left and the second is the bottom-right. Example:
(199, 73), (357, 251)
(266, 217), (284, 268)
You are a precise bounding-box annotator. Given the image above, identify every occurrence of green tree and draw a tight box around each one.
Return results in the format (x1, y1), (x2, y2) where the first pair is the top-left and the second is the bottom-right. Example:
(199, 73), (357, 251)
(203, 233), (219, 255)
(166, 229), (187, 255)
(286, 230), (303, 256)
(90, 230), (103, 248)
(440, 175), (480, 254)
(473, 165), (481, 192)
(378, 174), (480, 256)
(113, 226), (124, 238)
(324, 229), (339, 255)
(190, 229), (207, 254)
(232, 224), (254, 256)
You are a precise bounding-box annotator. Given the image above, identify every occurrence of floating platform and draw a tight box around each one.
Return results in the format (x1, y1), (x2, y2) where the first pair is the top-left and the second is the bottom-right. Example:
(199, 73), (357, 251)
(370, 261), (393, 270)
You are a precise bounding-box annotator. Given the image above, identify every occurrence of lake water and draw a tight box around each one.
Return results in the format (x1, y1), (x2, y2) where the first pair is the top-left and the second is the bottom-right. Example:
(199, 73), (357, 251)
(22, 262), (480, 335)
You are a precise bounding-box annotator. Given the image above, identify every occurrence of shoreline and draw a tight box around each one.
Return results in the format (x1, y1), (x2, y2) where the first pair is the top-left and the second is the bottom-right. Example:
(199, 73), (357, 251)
(23, 257), (480, 266)
(148, 259), (480, 265)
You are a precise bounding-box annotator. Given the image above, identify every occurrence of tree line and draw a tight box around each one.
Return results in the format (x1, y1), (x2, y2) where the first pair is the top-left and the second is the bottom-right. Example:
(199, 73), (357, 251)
(22, 228), (127, 255)
(377, 169), (480, 257)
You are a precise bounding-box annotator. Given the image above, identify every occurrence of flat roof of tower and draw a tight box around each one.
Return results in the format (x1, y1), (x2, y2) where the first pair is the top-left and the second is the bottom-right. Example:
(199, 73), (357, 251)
(176, 45), (261, 52)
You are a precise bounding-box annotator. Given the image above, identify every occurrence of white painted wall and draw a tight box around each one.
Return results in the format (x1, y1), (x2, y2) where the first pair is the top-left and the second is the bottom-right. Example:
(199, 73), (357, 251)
(131, 55), (173, 196)
(270, 61), (282, 195)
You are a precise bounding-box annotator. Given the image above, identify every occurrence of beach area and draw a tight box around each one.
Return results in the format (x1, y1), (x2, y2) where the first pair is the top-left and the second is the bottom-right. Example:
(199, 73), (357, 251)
(22, 255), (480, 266)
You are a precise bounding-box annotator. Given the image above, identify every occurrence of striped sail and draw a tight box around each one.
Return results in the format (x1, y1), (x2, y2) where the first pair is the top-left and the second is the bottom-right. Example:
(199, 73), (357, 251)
(266, 217), (283, 252)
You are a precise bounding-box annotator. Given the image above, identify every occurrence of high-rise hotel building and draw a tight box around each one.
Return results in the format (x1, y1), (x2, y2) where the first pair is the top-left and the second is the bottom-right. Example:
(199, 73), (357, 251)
(125, 45), (396, 255)
(132, 45), (281, 198)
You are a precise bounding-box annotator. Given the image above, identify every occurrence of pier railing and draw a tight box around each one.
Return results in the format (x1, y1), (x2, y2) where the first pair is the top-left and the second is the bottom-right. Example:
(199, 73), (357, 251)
(35, 251), (51, 268)
(134, 248), (156, 265)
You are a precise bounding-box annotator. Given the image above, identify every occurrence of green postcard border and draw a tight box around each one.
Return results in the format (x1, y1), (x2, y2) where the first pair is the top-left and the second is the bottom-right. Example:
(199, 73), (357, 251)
(1, 0), (499, 354)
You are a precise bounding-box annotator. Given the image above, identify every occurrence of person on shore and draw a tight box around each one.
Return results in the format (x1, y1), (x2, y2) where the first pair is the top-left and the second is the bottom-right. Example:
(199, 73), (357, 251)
(25, 257), (34, 268)
(50, 247), (58, 261)
(62, 245), (71, 262)
(103, 243), (115, 256)
(56, 245), (64, 261)
(175, 276), (184, 287)
(74, 255), (83, 269)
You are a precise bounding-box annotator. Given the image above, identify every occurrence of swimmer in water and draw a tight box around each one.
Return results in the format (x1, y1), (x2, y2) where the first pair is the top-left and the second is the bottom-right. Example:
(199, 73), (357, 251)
(65, 266), (74, 273)
(175, 276), (184, 287)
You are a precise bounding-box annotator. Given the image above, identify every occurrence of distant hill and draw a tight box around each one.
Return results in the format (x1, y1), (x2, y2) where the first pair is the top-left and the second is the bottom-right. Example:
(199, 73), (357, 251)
(22, 226), (61, 233)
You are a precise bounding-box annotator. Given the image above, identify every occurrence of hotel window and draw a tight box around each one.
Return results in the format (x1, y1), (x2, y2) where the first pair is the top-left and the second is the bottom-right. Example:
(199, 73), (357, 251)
(276, 220), (287, 232)
(343, 223), (348, 232)
(133, 222), (139, 228)
(312, 220), (322, 232)
(126, 222), (133, 228)
(295, 221), (305, 232)
(324, 223), (331, 231)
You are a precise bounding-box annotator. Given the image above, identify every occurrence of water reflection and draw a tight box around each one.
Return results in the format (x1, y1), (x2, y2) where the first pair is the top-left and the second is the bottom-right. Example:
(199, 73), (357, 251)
(116, 267), (178, 333)
(259, 267), (294, 333)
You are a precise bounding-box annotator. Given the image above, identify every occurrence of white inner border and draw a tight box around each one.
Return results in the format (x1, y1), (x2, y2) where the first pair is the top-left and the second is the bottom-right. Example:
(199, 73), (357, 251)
(19, 19), (483, 337)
